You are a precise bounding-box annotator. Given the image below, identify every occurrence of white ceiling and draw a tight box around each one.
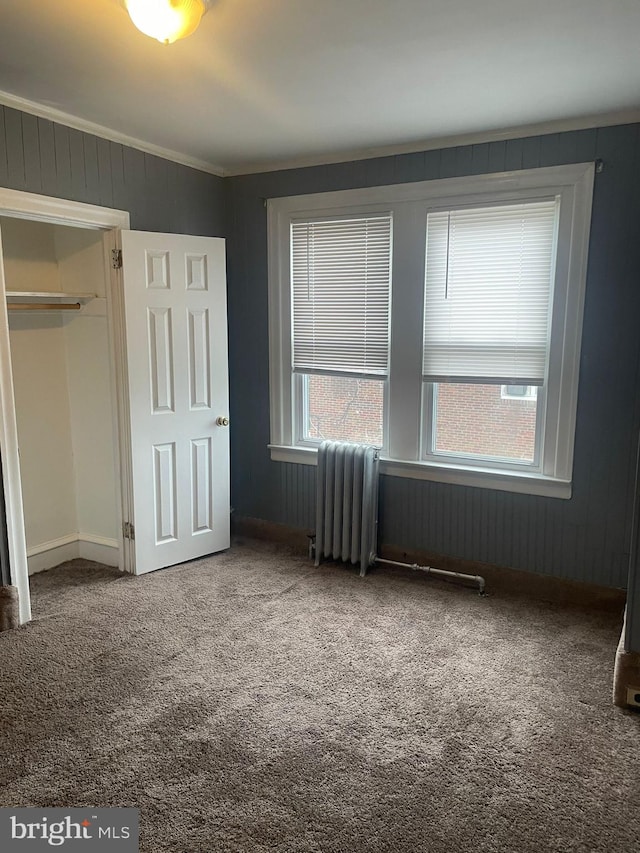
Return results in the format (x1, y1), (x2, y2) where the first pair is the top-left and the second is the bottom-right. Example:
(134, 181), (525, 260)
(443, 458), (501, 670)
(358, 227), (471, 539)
(0, 0), (639, 176)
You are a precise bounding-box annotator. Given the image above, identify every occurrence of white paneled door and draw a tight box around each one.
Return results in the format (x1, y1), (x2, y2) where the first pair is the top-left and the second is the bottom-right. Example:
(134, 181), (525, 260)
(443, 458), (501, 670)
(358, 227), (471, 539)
(120, 231), (229, 574)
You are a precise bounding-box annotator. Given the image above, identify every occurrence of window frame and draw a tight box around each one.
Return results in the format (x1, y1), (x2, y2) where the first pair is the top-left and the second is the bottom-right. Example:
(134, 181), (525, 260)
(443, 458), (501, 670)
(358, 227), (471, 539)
(267, 163), (594, 499)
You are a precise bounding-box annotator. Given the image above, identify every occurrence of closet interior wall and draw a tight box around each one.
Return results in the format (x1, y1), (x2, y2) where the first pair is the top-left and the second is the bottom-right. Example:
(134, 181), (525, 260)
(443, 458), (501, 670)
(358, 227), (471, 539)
(0, 217), (119, 574)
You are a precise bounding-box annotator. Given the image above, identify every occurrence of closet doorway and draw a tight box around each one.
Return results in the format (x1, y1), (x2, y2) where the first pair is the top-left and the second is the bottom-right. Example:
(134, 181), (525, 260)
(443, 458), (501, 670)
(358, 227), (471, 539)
(0, 189), (230, 624)
(1, 216), (121, 592)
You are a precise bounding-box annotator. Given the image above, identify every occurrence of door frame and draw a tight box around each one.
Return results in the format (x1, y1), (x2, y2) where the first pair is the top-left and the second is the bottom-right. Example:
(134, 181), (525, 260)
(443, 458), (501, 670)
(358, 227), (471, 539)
(0, 187), (130, 623)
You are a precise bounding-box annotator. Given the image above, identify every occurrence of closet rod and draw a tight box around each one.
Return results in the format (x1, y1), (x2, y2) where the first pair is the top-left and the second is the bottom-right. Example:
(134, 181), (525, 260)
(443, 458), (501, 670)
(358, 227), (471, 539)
(7, 303), (81, 311)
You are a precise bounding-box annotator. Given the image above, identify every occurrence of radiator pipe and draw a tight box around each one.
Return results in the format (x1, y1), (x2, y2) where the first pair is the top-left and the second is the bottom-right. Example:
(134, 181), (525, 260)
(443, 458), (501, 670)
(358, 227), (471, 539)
(375, 557), (486, 595)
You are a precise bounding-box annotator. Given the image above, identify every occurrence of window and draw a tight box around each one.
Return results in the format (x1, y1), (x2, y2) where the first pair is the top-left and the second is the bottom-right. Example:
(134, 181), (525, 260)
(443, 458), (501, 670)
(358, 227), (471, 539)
(268, 164), (594, 498)
(291, 215), (391, 446)
(432, 383), (538, 464)
(303, 375), (385, 446)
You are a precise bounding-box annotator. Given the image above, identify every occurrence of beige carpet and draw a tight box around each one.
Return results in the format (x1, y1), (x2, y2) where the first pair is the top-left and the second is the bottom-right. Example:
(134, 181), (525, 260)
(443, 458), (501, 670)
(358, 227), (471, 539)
(1, 541), (639, 853)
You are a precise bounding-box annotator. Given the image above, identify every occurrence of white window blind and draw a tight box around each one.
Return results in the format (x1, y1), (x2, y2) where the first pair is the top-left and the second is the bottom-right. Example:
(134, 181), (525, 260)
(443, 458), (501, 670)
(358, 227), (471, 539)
(423, 199), (558, 385)
(291, 215), (392, 377)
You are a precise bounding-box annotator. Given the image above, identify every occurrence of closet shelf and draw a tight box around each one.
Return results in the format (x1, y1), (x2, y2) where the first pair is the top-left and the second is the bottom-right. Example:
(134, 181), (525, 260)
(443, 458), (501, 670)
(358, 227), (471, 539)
(5, 292), (98, 312)
(6, 291), (97, 305)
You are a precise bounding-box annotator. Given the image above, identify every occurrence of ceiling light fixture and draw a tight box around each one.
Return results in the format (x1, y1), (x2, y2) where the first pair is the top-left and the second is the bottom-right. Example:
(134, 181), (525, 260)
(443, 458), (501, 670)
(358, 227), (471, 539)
(125, 0), (210, 45)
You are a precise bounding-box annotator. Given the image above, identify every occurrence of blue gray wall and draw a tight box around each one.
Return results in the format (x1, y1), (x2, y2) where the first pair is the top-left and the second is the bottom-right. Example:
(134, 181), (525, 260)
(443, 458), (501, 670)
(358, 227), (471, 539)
(0, 106), (225, 235)
(226, 124), (640, 592)
(1, 102), (639, 604)
(0, 104), (226, 590)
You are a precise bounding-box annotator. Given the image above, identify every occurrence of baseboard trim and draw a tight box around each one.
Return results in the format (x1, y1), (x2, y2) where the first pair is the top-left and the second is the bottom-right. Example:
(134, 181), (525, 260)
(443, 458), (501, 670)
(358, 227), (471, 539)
(232, 515), (626, 612)
(232, 516), (311, 553)
(378, 542), (626, 612)
(614, 611), (640, 709)
(27, 534), (120, 574)
(78, 536), (119, 567)
(27, 539), (80, 575)
(27, 534), (78, 558)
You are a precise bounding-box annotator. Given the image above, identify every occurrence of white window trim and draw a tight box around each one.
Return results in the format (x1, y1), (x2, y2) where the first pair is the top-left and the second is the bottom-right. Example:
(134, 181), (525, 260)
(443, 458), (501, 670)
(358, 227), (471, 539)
(267, 163), (595, 500)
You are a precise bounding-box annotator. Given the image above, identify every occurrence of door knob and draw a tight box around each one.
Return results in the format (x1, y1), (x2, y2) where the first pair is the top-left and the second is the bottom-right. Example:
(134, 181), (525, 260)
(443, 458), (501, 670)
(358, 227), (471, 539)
(216, 416), (230, 426)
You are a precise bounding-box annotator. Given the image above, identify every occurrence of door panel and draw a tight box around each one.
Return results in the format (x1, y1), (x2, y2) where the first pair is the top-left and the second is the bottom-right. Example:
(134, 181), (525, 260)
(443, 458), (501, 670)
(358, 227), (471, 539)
(121, 231), (229, 575)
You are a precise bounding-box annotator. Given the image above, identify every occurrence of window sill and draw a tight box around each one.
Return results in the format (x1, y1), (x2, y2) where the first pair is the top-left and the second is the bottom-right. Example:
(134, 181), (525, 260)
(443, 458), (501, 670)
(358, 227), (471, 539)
(268, 444), (572, 499)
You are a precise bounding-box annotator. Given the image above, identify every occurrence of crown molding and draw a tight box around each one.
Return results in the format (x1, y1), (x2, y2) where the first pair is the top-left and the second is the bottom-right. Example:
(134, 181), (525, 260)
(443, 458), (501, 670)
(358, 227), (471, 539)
(224, 109), (640, 177)
(0, 90), (226, 177)
(2, 88), (639, 181)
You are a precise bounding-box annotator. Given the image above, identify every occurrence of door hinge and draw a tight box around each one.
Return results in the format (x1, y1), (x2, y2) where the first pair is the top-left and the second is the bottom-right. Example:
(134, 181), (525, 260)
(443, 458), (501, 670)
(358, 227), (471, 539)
(112, 248), (123, 270)
(123, 521), (135, 540)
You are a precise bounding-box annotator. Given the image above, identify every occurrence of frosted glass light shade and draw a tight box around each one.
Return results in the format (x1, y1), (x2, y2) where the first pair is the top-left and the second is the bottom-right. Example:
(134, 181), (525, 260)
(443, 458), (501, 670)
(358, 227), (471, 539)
(126, 0), (207, 44)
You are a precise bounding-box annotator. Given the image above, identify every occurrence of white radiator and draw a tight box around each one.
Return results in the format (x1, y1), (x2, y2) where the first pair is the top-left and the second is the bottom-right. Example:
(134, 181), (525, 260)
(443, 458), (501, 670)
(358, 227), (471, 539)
(314, 440), (380, 577)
